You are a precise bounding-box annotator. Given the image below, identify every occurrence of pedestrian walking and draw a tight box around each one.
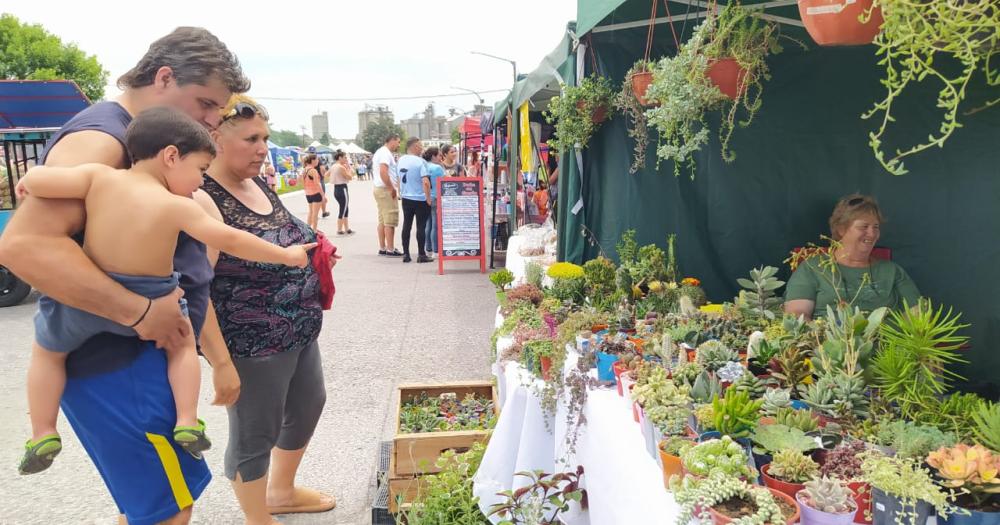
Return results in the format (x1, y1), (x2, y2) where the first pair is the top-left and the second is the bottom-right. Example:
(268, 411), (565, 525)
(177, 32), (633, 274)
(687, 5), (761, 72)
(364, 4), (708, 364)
(331, 150), (354, 235)
(423, 146), (444, 255)
(397, 137), (432, 263)
(372, 134), (402, 256)
(197, 95), (337, 523)
(318, 159), (331, 218)
(356, 159), (367, 181)
(302, 154), (323, 230)
(0, 27), (250, 525)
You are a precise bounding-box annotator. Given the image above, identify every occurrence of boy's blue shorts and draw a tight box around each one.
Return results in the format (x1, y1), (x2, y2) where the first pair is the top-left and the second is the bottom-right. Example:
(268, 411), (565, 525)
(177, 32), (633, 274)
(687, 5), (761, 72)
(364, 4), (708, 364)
(60, 341), (211, 525)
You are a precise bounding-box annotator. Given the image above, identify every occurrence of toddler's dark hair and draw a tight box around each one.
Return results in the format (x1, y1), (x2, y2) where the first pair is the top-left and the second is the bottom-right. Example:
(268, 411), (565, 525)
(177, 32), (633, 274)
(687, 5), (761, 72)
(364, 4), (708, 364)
(125, 107), (216, 162)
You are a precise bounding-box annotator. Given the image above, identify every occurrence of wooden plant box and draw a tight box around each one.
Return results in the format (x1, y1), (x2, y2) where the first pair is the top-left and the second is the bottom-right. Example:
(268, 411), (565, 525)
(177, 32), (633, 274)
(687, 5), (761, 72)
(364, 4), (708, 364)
(393, 381), (497, 477)
(388, 449), (430, 514)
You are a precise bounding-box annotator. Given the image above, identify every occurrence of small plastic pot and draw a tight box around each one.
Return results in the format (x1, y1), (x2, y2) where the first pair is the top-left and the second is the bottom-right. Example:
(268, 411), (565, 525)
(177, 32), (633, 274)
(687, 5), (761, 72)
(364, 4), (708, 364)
(706, 58), (748, 100)
(658, 439), (691, 489)
(707, 487), (800, 525)
(630, 70), (655, 106)
(797, 490), (857, 525)
(762, 463), (807, 500)
(940, 507), (1000, 525)
(871, 487), (932, 525)
(540, 356), (552, 381)
(596, 351), (619, 381)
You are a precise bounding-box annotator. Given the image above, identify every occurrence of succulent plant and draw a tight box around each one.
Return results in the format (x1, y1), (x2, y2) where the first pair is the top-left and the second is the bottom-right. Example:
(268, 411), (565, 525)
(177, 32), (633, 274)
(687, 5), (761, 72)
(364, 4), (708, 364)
(690, 370), (723, 404)
(775, 407), (820, 433)
(798, 371), (870, 421)
(696, 340), (739, 371)
(736, 266), (785, 320)
(694, 404), (716, 432)
(729, 371), (771, 398)
(674, 474), (784, 525)
(680, 436), (756, 479)
(673, 361), (703, 386)
(711, 390), (764, 439)
(632, 367), (692, 436)
(819, 440), (865, 481)
(752, 424), (820, 456)
(716, 361), (748, 383)
(769, 343), (812, 391)
(768, 449), (820, 484)
(927, 444), (1000, 507)
(873, 420), (957, 460)
(801, 476), (856, 514)
(973, 401), (1000, 454)
(762, 388), (792, 416)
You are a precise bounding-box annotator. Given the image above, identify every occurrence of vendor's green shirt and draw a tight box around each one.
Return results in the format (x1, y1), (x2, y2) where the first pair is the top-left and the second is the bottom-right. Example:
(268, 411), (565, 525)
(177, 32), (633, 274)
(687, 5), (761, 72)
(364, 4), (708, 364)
(785, 258), (921, 316)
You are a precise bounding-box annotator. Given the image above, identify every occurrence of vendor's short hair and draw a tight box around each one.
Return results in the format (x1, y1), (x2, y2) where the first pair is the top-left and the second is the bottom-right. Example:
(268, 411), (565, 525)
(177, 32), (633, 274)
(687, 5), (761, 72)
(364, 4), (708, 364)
(125, 107), (215, 162)
(406, 137), (422, 149)
(829, 194), (884, 240)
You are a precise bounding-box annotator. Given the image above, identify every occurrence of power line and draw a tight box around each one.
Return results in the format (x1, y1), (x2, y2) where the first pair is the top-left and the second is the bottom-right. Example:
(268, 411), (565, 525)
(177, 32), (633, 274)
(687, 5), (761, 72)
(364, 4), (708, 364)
(255, 89), (509, 103)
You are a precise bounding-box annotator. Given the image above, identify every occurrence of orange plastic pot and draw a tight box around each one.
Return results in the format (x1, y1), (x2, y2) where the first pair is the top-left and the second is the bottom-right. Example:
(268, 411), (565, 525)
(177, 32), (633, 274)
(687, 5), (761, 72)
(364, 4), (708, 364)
(708, 487), (801, 525)
(707, 58), (748, 100)
(630, 70), (656, 106)
(658, 440), (689, 489)
(540, 356), (552, 381)
(798, 0), (883, 46)
(633, 401), (641, 423)
(762, 464), (807, 501)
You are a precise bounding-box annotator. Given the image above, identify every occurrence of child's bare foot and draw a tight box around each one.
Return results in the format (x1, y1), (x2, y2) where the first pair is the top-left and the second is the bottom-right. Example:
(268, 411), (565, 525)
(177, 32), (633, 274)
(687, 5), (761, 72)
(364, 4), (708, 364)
(266, 487), (336, 514)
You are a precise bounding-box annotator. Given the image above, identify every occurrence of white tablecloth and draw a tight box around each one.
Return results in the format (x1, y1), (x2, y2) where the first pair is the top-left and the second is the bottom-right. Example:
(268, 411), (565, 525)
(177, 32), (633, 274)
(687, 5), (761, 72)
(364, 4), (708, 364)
(502, 234), (554, 287)
(474, 311), (680, 525)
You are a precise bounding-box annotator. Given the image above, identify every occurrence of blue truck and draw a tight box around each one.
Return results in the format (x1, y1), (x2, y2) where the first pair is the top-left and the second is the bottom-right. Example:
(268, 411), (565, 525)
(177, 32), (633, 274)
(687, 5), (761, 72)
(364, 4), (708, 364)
(0, 80), (91, 307)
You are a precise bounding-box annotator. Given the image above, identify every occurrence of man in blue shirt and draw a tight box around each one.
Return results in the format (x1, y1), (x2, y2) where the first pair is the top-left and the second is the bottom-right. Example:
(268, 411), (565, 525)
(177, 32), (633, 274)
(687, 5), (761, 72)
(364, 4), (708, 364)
(422, 147), (445, 255)
(396, 137), (432, 263)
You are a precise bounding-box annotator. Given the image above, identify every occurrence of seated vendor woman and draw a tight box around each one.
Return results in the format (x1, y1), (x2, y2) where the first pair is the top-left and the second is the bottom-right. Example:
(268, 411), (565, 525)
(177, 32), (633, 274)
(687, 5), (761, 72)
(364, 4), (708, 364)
(784, 194), (921, 320)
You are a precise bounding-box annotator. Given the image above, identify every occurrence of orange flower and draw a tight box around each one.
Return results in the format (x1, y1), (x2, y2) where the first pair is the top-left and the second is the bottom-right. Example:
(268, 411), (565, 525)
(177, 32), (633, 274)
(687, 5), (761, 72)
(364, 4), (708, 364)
(681, 277), (701, 287)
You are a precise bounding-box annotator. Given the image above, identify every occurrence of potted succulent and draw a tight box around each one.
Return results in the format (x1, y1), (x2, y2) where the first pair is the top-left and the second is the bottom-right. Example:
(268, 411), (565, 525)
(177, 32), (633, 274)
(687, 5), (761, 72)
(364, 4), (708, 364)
(797, 476), (859, 525)
(658, 435), (696, 489)
(490, 268), (515, 304)
(862, 0), (1000, 175)
(680, 436), (757, 480)
(763, 449), (822, 499)
(544, 75), (615, 153)
(711, 390), (764, 440)
(797, 0), (883, 46)
(860, 454), (960, 525)
(820, 440), (873, 524)
(927, 444), (1000, 525)
(752, 423), (820, 470)
(697, 340), (740, 372)
(674, 473), (801, 525)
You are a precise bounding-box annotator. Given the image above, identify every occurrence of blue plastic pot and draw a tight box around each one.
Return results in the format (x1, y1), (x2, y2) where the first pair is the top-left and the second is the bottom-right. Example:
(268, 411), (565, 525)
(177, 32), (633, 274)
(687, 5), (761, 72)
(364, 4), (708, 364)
(596, 351), (619, 381)
(941, 509), (1000, 525)
(790, 400), (809, 410)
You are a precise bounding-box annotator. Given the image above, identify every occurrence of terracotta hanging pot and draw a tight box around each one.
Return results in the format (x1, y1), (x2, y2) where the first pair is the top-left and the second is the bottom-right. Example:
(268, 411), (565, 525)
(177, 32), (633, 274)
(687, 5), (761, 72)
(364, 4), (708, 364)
(706, 58), (748, 100)
(630, 71), (656, 107)
(798, 0), (883, 46)
(576, 100), (609, 124)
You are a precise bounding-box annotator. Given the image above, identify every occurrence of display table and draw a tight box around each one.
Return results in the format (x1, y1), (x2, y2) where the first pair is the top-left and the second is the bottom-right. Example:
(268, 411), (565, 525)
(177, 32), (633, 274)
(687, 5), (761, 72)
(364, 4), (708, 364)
(501, 233), (555, 286)
(474, 312), (680, 524)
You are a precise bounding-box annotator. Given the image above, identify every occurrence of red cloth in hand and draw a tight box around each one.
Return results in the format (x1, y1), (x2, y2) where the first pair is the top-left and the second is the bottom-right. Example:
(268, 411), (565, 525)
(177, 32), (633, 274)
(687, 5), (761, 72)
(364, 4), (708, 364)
(312, 231), (336, 310)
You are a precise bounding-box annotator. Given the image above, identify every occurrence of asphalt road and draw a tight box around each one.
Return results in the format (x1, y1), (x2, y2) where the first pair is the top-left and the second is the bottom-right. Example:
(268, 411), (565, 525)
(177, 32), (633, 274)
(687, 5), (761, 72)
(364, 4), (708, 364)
(0, 180), (496, 524)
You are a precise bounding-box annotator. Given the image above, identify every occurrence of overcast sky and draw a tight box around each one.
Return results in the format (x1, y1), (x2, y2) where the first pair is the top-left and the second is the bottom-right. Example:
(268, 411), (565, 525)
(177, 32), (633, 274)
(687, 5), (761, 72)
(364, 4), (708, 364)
(4, 0), (575, 140)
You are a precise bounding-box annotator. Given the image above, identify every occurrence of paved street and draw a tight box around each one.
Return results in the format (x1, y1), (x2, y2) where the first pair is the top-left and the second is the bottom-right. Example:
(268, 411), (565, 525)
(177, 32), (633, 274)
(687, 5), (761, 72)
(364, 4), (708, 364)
(0, 180), (497, 524)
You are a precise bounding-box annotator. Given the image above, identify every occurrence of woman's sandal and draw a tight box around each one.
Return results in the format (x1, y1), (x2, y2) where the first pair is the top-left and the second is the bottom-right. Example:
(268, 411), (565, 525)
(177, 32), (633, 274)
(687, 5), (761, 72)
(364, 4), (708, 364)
(19, 433), (62, 475)
(174, 419), (212, 459)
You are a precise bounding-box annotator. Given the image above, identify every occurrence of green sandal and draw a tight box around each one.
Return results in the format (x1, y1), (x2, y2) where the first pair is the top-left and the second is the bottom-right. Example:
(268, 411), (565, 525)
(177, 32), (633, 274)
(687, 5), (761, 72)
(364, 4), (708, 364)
(174, 420), (211, 459)
(19, 434), (62, 475)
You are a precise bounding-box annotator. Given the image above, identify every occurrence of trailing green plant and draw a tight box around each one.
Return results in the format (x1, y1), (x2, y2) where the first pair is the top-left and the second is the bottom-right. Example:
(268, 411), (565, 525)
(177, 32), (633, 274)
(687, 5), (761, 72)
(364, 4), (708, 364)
(752, 424), (820, 456)
(696, 340), (739, 371)
(488, 466), (586, 525)
(767, 448), (820, 483)
(862, 0), (1000, 175)
(874, 300), (969, 419)
(545, 74), (615, 152)
(736, 266), (785, 321)
(615, 59), (653, 174)
(492, 304), (544, 357)
(645, 3), (786, 177)
(762, 388), (792, 416)
(490, 268), (515, 292)
(860, 454), (961, 523)
(775, 407), (820, 433)
(681, 436), (756, 479)
(399, 392), (496, 434)
(674, 473), (786, 525)
(973, 401), (1000, 453)
(400, 442), (490, 524)
(711, 390), (764, 439)
(800, 476), (857, 514)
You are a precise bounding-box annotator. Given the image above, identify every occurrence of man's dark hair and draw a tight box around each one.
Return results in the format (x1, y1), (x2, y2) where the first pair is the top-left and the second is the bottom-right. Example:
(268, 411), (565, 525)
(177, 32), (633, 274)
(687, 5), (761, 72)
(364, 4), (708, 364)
(406, 137), (421, 150)
(384, 133), (400, 144)
(422, 147), (440, 162)
(334, 150), (346, 161)
(117, 27), (251, 93)
(125, 107), (216, 162)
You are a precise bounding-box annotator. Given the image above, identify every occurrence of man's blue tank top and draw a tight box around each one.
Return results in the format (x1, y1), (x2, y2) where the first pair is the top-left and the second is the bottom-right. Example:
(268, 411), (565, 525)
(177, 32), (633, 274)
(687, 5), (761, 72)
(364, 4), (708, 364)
(41, 101), (214, 377)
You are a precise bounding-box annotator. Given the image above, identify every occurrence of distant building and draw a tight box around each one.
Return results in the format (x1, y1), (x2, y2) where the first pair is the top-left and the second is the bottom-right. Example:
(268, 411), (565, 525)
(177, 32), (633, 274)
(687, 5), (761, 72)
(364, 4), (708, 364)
(400, 103), (450, 142)
(358, 104), (395, 139)
(311, 111), (329, 140)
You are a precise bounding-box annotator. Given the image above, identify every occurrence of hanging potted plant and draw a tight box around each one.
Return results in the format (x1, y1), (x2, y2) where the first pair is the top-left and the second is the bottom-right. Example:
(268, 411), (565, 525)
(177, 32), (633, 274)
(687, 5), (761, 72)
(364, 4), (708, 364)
(615, 60), (654, 174)
(798, 0), (884, 46)
(544, 75), (615, 153)
(861, 0), (1000, 175)
(927, 444), (1000, 525)
(797, 476), (859, 525)
(645, 3), (793, 177)
(860, 454), (960, 525)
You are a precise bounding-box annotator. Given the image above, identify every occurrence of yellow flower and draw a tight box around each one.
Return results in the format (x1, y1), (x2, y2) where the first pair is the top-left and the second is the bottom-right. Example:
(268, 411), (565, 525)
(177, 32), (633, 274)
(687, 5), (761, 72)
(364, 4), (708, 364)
(632, 285), (644, 299)
(699, 304), (724, 314)
(648, 280), (664, 293)
(666, 281), (679, 290)
(547, 262), (584, 280)
(681, 277), (701, 287)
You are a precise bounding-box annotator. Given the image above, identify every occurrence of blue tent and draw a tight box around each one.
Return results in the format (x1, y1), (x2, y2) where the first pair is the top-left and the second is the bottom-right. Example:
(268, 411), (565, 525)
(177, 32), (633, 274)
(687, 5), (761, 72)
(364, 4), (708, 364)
(267, 141), (300, 175)
(0, 80), (91, 131)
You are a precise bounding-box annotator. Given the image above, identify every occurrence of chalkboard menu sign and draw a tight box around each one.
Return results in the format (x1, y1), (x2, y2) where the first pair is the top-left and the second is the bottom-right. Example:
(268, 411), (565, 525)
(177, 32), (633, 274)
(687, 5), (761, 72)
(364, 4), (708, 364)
(436, 177), (486, 274)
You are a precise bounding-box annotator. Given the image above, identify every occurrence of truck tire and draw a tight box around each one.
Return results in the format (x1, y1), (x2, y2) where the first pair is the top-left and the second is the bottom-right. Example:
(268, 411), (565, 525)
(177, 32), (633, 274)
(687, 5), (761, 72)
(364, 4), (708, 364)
(0, 266), (31, 307)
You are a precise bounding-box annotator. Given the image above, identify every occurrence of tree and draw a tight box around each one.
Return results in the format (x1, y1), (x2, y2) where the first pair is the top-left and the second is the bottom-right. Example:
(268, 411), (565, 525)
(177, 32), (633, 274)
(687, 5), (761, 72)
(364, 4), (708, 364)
(318, 132), (331, 145)
(360, 118), (405, 154)
(269, 127), (310, 148)
(0, 14), (109, 101)
(450, 127), (461, 145)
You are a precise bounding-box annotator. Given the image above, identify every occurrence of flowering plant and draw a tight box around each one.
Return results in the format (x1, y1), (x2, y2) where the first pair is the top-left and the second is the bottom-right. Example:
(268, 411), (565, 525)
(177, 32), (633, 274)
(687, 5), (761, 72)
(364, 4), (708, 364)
(682, 277), (701, 287)
(547, 262), (585, 280)
(927, 444), (1000, 507)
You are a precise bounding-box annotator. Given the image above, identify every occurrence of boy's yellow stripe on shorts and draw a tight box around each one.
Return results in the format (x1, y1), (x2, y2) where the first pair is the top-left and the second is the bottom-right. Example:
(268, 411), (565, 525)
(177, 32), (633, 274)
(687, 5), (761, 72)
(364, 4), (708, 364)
(145, 433), (194, 509)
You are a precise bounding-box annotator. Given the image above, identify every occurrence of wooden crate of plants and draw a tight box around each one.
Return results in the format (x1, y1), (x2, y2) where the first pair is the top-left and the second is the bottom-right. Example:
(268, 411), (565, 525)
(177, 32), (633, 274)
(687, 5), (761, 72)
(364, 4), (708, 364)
(387, 450), (430, 514)
(392, 381), (497, 477)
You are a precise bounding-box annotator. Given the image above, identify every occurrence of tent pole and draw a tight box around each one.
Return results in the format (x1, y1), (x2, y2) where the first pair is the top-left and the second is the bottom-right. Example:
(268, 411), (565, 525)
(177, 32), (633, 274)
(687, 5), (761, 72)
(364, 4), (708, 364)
(489, 125), (500, 269)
